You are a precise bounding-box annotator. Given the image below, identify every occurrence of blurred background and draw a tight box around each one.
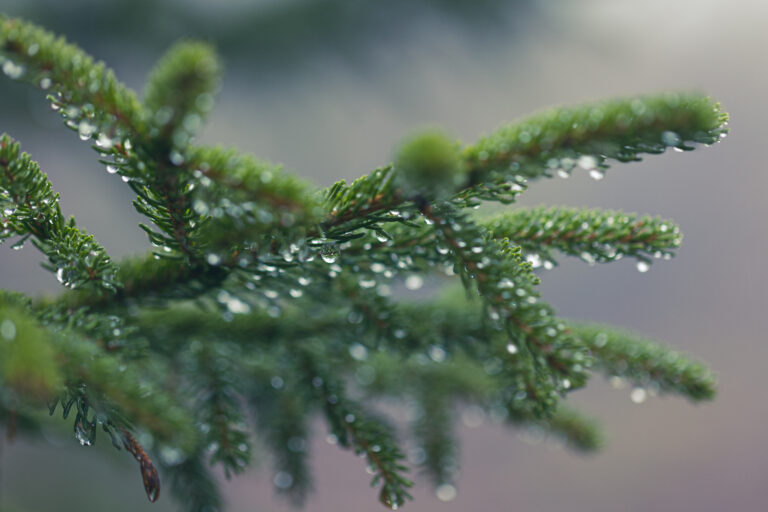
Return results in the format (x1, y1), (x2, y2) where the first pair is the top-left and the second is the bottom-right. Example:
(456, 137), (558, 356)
(1, 0), (767, 510)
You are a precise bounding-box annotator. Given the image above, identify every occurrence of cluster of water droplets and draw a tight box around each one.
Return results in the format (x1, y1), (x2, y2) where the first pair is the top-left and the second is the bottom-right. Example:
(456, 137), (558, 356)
(608, 376), (656, 404)
(1, 56), (25, 80)
(525, 252), (555, 270)
(544, 154), (606, 181)
(217, 290), (251, 315)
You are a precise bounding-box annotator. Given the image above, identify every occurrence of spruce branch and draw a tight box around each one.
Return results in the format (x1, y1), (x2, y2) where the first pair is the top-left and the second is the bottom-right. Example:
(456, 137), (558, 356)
(483, 206), (682, 269)
(187, 342), (251, 478)
(161, 448), (223, 512)
(0, 14), (730, 511)
(47, 331), (198, 447)
(249, 380), (314, 506)
(0, 135), (119, 292)
(422, 202), (589, 418)
(573, 323), (716, 401)
(185, 145), (321, 257)
(1, 17), (313, 265)
(304, 353), (413, 510)
(320, 94), (727, 240)
(0, 15), (146, 137)
(143, 41), (221, 146)
(47, 255), (228, 311)
(535, 405), (603, 453)
(412, 388), (458, 487)
(464, 93), (728, 184)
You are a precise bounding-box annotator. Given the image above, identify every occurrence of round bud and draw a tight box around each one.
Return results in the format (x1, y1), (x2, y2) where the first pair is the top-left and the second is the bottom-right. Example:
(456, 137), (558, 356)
(394, 130), (466, 200)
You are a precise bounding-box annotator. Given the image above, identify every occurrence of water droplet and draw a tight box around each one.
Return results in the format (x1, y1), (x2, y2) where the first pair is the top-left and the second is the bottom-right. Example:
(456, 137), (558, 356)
(370, 263), (386, 273)
(436, 483), (457, 502)
(224, 296), (250, 314)
(594, 332), (609, 347)
(298, 276), (313, 286)
(320, 245), (339, 264)
(169, 150), (184, 166)
(661, 131), (681, 147)
(78, 121), (96, 141)
(74, 415), (95, 446)
(273, 471), (294, 489)
(106, 164), (119, 174)
(589, 169), (605, 181)
(630, 387), (647, 404)
(609, 376), (626, 389)
(577, 155), (598, 171)
(159, 446), (185, 466)
(0, 319), (17, 340)
(580, 252), (596, 265)
(405, 275), (423, 290)
(526, 253), (542, 268)
(96, 133), (113, 148)
(2, 60), (25, 79)
(506, 343), (518, 354)
(461, 405), (485, 428)
(39, 77), (52, 90)
(206, 253), (222, 266)
(636, 261), (650, 273)
(499, 278), (515, 289)
(359, 278), (377, 289)
(429, 345), (447, 362)
(349, 343), (368, 361)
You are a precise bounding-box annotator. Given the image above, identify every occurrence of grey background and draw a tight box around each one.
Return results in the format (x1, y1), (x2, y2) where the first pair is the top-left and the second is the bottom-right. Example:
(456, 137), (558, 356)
(0, 1), (766, 511)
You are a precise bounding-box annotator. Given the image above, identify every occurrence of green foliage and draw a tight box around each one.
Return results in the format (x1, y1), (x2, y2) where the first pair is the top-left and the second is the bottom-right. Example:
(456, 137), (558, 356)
(0, 298), (61, 401)
(0, 14), (727, 512)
